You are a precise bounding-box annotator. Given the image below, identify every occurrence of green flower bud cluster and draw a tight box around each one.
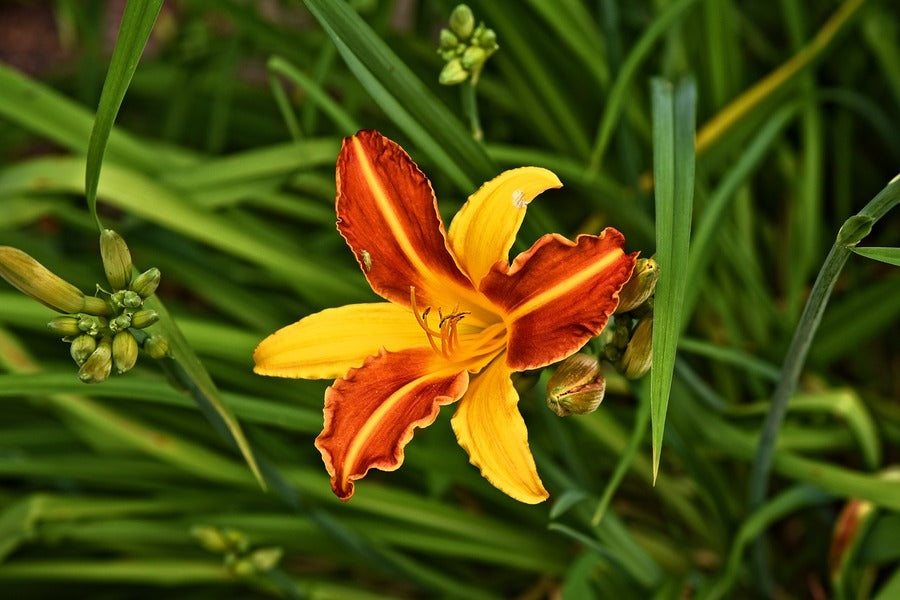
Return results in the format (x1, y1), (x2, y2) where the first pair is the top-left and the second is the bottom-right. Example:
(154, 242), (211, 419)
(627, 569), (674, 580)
(604, 256), (658, 380)
(0, 232), (169, 385)
(599, 310), (653, 382)
(438, 4), (498, 86)
(544, 256), (658, 416)
(191, 525), (283, 578)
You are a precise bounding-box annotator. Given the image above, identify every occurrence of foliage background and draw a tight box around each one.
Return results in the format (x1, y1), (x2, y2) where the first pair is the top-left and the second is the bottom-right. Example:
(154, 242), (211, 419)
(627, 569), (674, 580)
(0, 0), (898, 598)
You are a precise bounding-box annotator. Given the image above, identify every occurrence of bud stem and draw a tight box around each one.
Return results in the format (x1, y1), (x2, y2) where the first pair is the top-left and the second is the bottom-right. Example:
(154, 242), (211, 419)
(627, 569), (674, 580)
(460, 79), (483, 141)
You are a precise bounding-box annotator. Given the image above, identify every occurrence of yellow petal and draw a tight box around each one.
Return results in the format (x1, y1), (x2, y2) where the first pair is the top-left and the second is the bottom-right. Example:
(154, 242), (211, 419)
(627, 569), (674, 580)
(253, 303), (427, 380)
(450, 353), (549, 504)
(447, 167), (562, 284)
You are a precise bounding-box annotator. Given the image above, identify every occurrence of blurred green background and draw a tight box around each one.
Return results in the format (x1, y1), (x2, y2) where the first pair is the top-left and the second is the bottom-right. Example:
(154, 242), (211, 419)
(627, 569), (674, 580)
(0, 0), (898, 598)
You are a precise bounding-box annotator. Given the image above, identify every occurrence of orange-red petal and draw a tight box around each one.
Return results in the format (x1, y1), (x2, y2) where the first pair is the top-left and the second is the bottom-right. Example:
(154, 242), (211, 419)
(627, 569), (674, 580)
(315, 347), (468, 500)
(480, 228), (637, 371)
(336, 130), (474, 308)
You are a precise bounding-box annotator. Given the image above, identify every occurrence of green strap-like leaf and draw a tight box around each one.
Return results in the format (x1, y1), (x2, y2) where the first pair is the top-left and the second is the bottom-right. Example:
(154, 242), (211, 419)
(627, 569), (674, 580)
(649, 77), (696, 482)
(302, 0), (495, 192)
(851, 246), (900, 266)
(84, 0), (164, 230)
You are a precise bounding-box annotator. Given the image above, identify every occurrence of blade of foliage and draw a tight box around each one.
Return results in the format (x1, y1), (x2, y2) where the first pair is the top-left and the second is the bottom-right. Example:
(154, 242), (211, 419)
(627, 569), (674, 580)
(695, 0), (867, 155)
(851, 246), (900, 266)
(139, 296), (265, 489)
(0, 63), (192, 170)
(591, 381), (650, 525)
(649, 77), (696, 481)
(0, 157), (359, 302)
(84, 0), (163, 230)
(685, 103), (800, 318)
(705, 485), (832, 599)
(302, 0), (495, 191)
(586, 0), (700, 174)
(267, 55), (360, 136)
(748, 175), (900, 511)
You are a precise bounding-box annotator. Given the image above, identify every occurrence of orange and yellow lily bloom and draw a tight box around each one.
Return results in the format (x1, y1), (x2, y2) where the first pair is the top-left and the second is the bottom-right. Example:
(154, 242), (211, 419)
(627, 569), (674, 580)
(253, 130), (636, 504)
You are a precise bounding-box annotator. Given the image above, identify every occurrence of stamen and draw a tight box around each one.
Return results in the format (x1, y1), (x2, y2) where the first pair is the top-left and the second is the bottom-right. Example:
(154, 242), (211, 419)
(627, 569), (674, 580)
(410, 287), (442, 355)
(439, 320), (451, 359)
(409, 286), (473, 360)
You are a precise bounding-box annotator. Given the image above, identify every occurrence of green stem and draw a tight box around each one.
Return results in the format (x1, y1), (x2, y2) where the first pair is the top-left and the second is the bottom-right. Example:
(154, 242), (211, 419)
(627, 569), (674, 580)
(748, 175), (900, 509)
(460, 79), (483, 141)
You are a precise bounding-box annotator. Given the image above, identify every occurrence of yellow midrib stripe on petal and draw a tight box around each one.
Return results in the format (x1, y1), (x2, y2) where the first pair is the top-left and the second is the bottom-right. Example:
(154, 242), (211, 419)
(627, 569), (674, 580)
(352, 137), (432, 281)
(340, 365), (462, 483)
(505, 248), (623, 322)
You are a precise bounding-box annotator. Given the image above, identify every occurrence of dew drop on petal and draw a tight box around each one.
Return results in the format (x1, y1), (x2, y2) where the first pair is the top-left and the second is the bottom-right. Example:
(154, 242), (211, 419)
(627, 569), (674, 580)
(512, 189), (527, 209)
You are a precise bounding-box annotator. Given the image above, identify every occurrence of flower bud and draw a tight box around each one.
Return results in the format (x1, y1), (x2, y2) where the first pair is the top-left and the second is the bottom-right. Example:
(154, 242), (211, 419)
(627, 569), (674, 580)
(829, 498), (875, 580)
(70, 334), (97, 366)
(439, 58), (469, 85)
(230, 558), (256, 578)
(476, 27), (497, 50)
(546, 354), (606, 417)
(109, 314), (132, 333)
(130, 267), (161, 299)
(224, 529), (250, 554)
(618, 316), (653, 379)
(249, 547), (283, 572)
(439, 28), (458, 51)
(460, 46), (487, 71)
(191, 526), (231, 554)
(0, 246), (88, 314)
(112, 330), (139, 374)
(100, 229), (132, 290)
(837, 215), (874, 247)
(616, 257), (658, 313)
(143, 334), (169, 359)
(48, 316), (82, 337)
(77, 314), (108, 337)
(449, 4), (475, 40)
(122, 290), (143, 309)
(130, 309), (159, 329)
(78, 336), (112, 384)
(110, 290), (127, 309)
(81, 296), (111, 316)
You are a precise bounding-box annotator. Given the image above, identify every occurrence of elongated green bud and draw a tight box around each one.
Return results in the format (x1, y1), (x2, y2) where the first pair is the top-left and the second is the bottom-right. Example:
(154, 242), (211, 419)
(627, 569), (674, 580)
(619, 316), (653, 379)
(191, 526), (231, 554)
(449, 4), (475, 39)
(70, 334), (97, 366)
(144, 335), (169, 359)
(439, 58), (468, 85)
(439, 28), (459, 51)
(249, 547), (283, 572)
(460, 46), (487, 71)
(82, 296), (111, 316)
(48, 316), (82, 337)
(475, 27), (497, 50)
(78, 336), (112, 383)
(0, 246), (87, 313)
(100, 229), (132, 290)
(131, 309), (159, 329)
(546, 353), (606, 416)
(131, 267), (161, 298)
(112, 330), (139, 374)
(616, 257), (659, 314)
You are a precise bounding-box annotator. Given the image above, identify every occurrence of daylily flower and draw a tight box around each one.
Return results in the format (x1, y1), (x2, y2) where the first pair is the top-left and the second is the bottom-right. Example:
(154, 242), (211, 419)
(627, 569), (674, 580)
(253, 130), (636, 504)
